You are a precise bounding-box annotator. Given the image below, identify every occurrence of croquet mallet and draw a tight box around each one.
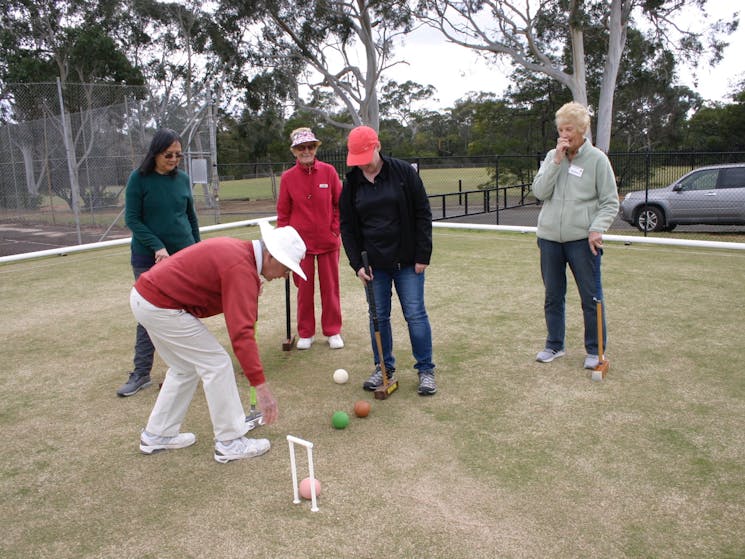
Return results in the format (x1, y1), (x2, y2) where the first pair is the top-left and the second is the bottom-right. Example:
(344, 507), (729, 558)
(282, 275), (295, 351)
(361, 251), (398, 399)
(245, 385), (265, 429)
(592, 250), (610, 382)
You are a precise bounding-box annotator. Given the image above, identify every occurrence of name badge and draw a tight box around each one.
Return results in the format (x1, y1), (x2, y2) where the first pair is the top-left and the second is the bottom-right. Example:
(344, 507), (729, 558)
(319, 183), (329, 189)
(568, 165), (584, 178)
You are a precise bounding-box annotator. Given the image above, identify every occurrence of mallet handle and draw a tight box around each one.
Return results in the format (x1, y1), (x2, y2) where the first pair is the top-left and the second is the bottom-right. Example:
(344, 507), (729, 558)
(285, 276), (292, 340)
(361, 251), (389, 385)
(594, 250), (605, 361)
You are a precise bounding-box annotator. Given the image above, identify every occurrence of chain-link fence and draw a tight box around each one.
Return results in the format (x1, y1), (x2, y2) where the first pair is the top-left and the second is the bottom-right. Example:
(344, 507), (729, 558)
(0, 80), (218, 251)
(2, 80), (745, 258)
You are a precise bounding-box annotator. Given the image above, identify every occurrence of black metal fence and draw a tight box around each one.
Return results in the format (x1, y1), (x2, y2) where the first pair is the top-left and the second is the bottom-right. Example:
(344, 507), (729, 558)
(219, 150), (745, 195)
(3, 149), (744, 257)
(217, 150), (745, 236)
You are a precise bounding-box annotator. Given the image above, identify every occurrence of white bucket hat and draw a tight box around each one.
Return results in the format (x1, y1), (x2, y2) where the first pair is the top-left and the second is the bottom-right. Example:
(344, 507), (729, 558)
(259, 221), (307, 280)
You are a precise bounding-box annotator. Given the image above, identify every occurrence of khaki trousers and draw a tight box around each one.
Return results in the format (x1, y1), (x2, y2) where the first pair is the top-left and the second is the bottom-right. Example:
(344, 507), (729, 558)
(130, 288), (249, 442)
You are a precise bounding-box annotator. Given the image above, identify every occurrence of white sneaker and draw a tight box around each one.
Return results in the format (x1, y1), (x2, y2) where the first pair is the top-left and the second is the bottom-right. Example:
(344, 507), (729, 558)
(535, 348), (566, 363)
(140, 430), (196, 454)
(296, 337), (314, 350)
(214, 437), (271, 463)
(584, 354), (600, 369)
(328, 334), (344, 349)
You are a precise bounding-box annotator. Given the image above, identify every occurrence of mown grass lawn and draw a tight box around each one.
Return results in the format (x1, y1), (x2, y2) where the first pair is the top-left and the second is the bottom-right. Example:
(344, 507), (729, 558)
(2, 226), (744, 558)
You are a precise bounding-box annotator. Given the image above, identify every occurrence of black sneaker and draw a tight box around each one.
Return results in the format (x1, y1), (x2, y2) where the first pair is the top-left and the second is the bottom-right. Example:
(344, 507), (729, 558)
(116, 372), (152, 397)
(362, 366), (396, 391)
(417, 371), (437, 395)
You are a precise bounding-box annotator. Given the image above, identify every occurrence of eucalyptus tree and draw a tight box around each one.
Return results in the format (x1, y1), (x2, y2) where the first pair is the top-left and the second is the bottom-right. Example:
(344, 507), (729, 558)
(0, 0), (144, 210)
(216, 0), (416, 130)
(684, 79), (745, 151)
(505, 23), (702, 153)
(379, 79), (436, 140)
(417, 0), (737, 152)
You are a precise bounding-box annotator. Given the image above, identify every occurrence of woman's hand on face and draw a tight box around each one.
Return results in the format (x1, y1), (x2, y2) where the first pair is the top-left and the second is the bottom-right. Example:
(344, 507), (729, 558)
(554, 137), (570, 164)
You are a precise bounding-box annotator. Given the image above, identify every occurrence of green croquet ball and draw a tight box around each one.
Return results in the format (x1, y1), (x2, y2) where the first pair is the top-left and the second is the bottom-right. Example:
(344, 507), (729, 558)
(332, 411), (350, 429)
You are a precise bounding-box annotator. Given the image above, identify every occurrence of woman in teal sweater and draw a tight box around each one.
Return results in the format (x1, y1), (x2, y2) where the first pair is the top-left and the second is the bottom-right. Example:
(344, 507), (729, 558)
(117, 128), (201, 397)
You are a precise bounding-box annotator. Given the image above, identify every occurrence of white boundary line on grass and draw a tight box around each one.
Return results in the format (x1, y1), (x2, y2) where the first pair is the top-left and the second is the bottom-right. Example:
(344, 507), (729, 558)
(2, 217), (745, 264)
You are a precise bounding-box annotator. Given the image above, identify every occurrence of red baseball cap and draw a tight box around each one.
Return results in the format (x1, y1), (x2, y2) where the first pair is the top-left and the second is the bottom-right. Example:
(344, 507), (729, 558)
(346, 126), (379, 166)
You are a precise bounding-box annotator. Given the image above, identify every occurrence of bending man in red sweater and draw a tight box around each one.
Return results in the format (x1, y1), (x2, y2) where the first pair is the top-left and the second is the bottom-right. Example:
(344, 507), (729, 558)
(130, 221), (306, 463)
(277, 127), (344, 350)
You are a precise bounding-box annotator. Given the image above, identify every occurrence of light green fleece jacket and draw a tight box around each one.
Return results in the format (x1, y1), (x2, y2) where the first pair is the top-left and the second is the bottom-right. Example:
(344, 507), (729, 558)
(532, 138), (619, 243)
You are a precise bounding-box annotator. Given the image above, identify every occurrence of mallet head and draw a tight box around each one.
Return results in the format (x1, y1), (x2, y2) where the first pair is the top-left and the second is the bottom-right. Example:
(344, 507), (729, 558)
(591, 359), (610, 382)
(374, 380), (399, 400)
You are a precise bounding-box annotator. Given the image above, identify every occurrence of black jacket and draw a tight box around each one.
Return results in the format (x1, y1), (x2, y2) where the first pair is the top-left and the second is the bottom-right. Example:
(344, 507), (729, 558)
(339, 155), (432, 273)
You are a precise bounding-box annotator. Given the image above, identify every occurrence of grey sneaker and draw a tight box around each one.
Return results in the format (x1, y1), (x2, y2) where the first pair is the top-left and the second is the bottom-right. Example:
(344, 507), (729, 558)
(117, 372), (152, 397)
(362, 366), (396, 391)
(140, 431), (196, 454)
(417, 371), (437, 395)
(214, 437), (271, 463)
(536, 348), (566, 363)
(584, 354), (600, 369)
(245, 410), (264, 431)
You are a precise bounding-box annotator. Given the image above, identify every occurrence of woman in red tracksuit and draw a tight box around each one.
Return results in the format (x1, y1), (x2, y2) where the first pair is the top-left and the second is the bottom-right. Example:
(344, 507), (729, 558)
(277, 127), (344, 350)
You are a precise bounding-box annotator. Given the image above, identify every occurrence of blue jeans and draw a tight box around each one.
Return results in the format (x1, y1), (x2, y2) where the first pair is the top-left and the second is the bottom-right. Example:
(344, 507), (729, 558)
(367, 265), (434, 374)
(132, 265), (155, 376)
(538, 238), (606, 355)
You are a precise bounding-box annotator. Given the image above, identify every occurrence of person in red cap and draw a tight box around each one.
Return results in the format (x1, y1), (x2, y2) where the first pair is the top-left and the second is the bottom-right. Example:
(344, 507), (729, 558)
(277, 127), (344, 350)
(130, 222), (307, 463)
(339, 126), (437, 395)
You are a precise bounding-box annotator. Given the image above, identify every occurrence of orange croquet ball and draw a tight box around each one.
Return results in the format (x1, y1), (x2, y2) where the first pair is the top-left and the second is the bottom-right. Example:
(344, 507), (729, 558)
(353, 400), (371, 418)
(299, 477), (321, 499)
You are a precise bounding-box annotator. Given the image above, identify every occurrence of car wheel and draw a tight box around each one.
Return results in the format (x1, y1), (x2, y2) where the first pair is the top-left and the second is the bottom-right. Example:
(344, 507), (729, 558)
(634, 206), (665, 232)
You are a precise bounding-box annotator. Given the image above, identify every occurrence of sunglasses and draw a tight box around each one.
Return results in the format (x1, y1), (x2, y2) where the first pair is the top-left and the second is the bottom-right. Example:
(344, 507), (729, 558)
(293, 144), (317, 152)
(162, 152), (183, 160)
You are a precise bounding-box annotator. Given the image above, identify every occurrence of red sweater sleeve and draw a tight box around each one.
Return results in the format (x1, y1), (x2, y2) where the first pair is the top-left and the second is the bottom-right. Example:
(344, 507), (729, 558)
(221, 261), (265, 386)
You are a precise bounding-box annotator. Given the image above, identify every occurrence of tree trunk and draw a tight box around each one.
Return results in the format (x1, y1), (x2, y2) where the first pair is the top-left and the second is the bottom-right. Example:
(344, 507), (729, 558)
(568, 16), (591, 142)
(568, 0), (587, 101)
(595, 0), (629, 153)
(21, 146), (39, 195)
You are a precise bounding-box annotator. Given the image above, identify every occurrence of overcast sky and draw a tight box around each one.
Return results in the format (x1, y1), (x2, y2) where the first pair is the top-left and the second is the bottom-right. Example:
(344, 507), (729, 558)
(385, 1), (743, 110)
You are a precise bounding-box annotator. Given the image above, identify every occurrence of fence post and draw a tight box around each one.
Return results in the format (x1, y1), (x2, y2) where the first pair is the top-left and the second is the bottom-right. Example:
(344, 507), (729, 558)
(495, 156), (499, 189)
(208, 94), (221, 224)
(56, 77), (83, 245)
(495, 193), (500, 225)
(643, 150), (651, 237)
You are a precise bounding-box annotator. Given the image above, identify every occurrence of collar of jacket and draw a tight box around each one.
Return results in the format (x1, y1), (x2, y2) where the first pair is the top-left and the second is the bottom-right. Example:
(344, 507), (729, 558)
(296, 159), (317, 174)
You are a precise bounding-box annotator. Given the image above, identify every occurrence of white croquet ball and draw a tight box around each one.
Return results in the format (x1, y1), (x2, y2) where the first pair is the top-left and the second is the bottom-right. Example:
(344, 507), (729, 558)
(333, 368), (349, 384)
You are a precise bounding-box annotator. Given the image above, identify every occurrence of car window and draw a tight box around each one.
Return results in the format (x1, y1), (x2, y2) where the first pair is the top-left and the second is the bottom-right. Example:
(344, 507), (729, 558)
(717, 168), (745, 189)
(678, 169), (719, 191)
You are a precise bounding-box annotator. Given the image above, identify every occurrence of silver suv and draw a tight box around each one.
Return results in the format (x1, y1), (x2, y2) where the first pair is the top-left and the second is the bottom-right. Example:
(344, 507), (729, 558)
(619, 163), (745, 232)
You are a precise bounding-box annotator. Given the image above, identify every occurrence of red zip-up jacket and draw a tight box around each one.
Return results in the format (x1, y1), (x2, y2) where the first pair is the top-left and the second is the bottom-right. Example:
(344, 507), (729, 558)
(277, 159), (342, 254)
(134, 237), (266, 386)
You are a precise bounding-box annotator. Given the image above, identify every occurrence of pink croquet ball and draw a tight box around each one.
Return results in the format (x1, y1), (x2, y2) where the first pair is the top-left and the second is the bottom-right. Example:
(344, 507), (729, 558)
(299, 477), (322, 500)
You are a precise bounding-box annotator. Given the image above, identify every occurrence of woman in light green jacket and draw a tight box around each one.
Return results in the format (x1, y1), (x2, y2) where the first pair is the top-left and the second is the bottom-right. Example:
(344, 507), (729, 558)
(532, 102), (619, 370)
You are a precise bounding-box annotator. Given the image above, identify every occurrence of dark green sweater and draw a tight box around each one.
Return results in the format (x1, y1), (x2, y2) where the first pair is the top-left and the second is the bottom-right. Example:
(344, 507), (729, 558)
(125, 169), (200, 264)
